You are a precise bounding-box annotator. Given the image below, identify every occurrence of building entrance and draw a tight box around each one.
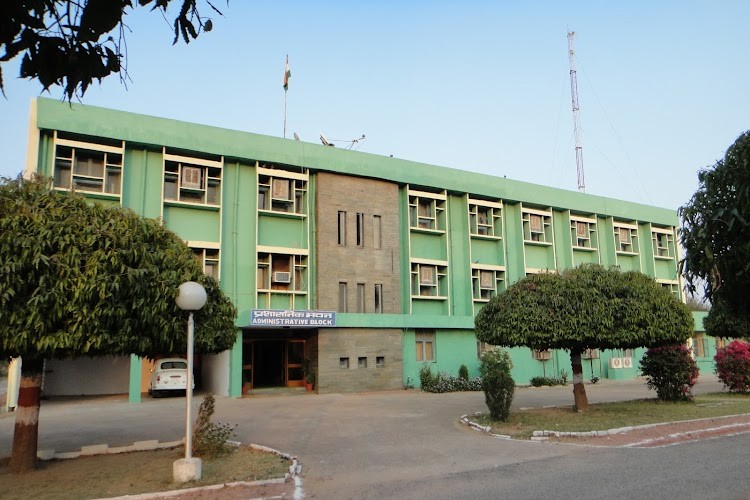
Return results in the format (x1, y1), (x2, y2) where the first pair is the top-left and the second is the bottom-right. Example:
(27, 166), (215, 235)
(241, 337), (308, 393)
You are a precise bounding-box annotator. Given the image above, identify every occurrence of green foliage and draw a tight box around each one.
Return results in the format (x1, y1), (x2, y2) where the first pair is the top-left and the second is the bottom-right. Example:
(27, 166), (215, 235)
(193, 393), (237, 458)
(0, 1), (222, 99)
(475, 264), (693, 352)
(458, 364), (469, 381)
(714, 340), (750, 393)
(419, 364), (481, 393)
(480, 349), (515, 421)
(529, 374), (568, 387)
(640, 345), (699, 401)
(0, 177), (237, 362)
(680, 131), (750, 338)
(418, 363), (435, 389)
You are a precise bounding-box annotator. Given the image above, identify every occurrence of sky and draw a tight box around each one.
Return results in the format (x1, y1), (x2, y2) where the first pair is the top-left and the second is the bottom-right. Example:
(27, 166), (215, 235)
(1, 1), (749, 213)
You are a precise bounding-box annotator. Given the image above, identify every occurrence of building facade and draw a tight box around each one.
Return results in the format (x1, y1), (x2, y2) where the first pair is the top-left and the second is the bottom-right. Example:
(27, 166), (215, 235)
(25, 98), (695, 401)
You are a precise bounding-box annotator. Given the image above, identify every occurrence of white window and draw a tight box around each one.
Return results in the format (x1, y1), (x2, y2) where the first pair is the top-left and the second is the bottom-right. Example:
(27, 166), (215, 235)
(257, 166), (308, 214)
(53, 134), (124, 196)
(469, 199), (503, 237)
(408, 190), (446, 231)
(163, 151), (222, 206)
(416, 331), (435, 362)
(257, 253), (307, 293)
(652, 228), (674, 259)
(614, 223), (638, 253)
(522, 209), (552, 243)
(411, 262), (448, 298)
(472, 267), (505, 301)
(191, 246), (220, 280)
(571, 217), (597, 249)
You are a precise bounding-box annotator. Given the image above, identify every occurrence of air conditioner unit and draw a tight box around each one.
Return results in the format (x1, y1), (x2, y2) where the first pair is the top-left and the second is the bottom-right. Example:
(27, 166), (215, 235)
(181, 166), (202, 189)
(609, 357), (623, 369)
(479, 270), (494, 290)
(272, 271), (291, 283)
(272, 178), (291, 200)
(532, 350), (552, 361)
(582, 348), (600, 360)
(622, 357), (633, 369)
(530, 214), (543, 232)
(419, 266), (435, 285)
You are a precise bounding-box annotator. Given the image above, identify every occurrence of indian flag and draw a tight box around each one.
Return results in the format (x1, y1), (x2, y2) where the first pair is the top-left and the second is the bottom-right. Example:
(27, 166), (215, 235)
(283, 55), (291, 90)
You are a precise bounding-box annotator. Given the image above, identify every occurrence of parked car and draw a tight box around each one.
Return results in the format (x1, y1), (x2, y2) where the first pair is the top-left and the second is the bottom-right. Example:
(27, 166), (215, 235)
(149, 358), (194, 397)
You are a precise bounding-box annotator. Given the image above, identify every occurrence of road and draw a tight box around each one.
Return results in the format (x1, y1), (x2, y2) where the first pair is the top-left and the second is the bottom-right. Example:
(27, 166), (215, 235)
(1, 376), (747, 499)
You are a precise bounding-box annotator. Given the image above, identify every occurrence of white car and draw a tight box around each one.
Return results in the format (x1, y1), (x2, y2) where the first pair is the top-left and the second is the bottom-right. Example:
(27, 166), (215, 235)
(149, 358), (194, 397)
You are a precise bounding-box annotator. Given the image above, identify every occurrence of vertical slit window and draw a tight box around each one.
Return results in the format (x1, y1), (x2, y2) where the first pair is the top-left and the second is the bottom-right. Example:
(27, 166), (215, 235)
(373, 215), (382, 249)
(338, 211), (347, 246)
(357, 283), (365, 312)
(338, 282), (348, 312)
(356, 212), (365, 247)
(374, 284), (383, 313)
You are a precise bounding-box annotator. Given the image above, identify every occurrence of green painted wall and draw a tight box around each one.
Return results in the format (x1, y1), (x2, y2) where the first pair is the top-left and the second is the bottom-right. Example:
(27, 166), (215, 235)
(257, 214), (307, 249)
(447, 195), (472, 317)
(163, 206), (221, 242)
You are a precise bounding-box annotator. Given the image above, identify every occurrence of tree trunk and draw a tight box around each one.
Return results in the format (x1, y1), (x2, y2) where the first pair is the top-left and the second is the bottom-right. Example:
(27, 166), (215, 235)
(10, 358), (44, 473)
(570, 349), (588, 412)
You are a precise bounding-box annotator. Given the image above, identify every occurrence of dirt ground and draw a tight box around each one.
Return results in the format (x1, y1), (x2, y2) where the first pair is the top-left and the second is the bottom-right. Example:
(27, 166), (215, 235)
(0, 446), (294, 500)
(547, 414), (750, 447)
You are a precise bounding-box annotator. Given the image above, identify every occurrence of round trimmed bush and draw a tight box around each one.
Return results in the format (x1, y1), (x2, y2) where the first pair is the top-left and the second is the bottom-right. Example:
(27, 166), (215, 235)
(715, 340), (750, 393)
(640, 344), (699, 401)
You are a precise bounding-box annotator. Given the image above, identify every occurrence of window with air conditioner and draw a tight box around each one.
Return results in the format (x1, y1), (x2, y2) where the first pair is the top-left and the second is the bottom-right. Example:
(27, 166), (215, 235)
(273, 271), (291, 283)
(411, 263), (447, 298)
(257, 167), (308, 214)
(163, 152), (222, 206)
(571, 217), (597, 249)
(522, 209), (552, 243)
(469, 199), (503, 238)
(614, 224), (638, 253)
(53, 134), (124, 197)
(472, 267), (504, 301)
(408, 191), (446, 231)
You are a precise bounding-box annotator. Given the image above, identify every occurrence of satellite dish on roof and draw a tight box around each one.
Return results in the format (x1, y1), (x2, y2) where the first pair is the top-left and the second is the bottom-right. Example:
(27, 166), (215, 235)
(320, 133), (334, 147)
(293, 132), (300, 141)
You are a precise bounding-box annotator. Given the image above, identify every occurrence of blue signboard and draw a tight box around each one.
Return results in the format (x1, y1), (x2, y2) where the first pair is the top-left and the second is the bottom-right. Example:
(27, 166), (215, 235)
(250, 309), (337, 327)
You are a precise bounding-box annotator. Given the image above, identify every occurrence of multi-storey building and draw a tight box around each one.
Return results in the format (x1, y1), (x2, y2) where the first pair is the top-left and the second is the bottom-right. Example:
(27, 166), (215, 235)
(24, 98), (693, 401)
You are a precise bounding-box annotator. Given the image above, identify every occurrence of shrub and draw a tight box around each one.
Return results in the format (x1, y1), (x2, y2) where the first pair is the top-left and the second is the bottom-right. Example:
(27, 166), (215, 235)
(640, 344), (699, 401)
(715, 340), (750, 393)
(458, 364), (469, 381)
(193, 393), (237, 458)
(419, 363), (435, 389)
(529, 374), (568, 387)
(480, 349), (515, 421)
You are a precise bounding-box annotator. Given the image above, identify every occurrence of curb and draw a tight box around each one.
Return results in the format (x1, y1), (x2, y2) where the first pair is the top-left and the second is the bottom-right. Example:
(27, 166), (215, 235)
(460, 411), (750, 442)
(38, 438), (304, 500)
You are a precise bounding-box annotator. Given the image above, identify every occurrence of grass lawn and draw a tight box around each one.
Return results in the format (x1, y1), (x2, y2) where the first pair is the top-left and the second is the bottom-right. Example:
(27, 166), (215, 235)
(474, 392), (750, 438)
(0, 446), (290, 500)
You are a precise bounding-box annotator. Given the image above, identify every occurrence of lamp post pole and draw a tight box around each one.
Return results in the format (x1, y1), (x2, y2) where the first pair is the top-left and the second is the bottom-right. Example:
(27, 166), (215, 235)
(185, 310), (195, 459)
(174, 281), (207, 483)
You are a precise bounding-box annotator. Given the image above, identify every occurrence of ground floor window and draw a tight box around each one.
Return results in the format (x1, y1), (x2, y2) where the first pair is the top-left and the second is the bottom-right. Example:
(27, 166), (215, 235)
(416, 330), (435, 361)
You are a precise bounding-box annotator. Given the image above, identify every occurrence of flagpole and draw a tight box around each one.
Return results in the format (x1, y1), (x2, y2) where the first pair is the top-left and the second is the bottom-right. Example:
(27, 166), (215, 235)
(283, 89), (287, 139)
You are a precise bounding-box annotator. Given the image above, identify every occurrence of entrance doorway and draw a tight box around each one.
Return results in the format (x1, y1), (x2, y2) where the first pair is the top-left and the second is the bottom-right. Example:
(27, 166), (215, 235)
(242, 338), (307, 391)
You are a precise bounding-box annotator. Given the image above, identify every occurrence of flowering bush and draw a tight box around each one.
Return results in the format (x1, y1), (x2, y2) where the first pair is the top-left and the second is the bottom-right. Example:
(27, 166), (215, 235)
(715, 340), (750, 393)
(640, 344), (699, 401)
(419, 364), (482, 393)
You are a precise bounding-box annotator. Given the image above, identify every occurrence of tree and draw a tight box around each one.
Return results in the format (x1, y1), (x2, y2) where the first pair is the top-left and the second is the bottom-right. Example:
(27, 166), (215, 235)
(0, 0), (222, 100)
(680, 131), (750, 339)
(475, 264), (693, 412)
(0, 176), (237, 472)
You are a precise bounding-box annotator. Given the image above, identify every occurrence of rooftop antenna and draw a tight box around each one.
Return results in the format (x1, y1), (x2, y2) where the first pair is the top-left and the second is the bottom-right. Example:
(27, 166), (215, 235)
(568, 31), (585, 193)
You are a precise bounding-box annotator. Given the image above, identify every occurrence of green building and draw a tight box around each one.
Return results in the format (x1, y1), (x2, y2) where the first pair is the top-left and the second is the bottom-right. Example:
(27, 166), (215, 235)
(24, 97), (704, 401)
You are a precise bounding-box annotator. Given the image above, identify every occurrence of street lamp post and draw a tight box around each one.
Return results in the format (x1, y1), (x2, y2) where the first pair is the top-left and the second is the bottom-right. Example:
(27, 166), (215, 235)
(173, 281), (207, 483)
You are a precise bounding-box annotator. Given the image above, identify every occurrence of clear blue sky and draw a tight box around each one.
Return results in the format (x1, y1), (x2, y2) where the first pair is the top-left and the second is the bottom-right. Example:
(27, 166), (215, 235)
(1, 1), (748, 212)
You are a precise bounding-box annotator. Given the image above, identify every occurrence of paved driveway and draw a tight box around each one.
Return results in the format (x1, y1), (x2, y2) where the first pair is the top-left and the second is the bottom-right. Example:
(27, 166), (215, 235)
(0, 377), (728, 498)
